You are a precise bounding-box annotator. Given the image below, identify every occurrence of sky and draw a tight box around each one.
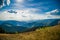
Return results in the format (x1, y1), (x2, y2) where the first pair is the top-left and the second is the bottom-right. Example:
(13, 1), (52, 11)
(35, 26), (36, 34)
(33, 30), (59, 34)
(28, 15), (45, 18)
(0, 0), (60, 21)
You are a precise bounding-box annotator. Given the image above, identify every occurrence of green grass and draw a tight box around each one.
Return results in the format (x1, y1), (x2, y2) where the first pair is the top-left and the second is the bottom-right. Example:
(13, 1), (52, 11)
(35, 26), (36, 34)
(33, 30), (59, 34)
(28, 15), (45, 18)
(0, 25), (60, 40)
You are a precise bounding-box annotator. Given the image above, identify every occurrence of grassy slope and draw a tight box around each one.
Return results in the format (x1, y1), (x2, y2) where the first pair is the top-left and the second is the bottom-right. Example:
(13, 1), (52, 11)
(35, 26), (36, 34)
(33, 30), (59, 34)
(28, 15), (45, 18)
(0, 25), (60, 40)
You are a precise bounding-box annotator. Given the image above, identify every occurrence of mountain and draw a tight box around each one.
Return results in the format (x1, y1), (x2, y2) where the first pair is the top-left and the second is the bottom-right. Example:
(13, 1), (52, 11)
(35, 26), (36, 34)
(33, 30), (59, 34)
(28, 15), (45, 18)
(0, 19), (60, 32)
(0, 21), (4, 25)
(0, 25), (60, 40)
(31, 19), (60, 26)
(0, 20), (29, 33)
(25, 19), (60, 28)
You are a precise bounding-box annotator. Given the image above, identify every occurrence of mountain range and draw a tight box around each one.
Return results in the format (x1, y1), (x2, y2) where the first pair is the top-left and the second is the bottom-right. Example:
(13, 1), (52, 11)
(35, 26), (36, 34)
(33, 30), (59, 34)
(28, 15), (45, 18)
(0, 19), (60, 33)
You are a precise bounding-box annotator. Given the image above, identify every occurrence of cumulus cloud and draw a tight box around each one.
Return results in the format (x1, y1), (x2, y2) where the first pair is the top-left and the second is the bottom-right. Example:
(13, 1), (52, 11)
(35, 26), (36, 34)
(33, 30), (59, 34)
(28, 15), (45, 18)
(15, 0), (24, 3)
(7, 0), (10, 5)
(0, 0), (5, 8)
(0, 9), (47, 21)
(46, 9), (59, 15)
(0, 0), (10, 8)
(0, 9), (60, 21)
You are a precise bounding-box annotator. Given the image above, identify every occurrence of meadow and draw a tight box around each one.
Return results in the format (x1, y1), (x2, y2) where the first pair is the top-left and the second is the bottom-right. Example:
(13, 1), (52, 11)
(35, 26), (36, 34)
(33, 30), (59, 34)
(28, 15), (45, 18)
(0, 25), (60, 40)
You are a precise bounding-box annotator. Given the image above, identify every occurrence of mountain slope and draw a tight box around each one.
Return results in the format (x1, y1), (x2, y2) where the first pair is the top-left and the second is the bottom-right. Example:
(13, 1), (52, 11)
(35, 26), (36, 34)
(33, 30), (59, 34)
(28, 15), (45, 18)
(0, 24), (60, 40)
(0, 19), (60, 32)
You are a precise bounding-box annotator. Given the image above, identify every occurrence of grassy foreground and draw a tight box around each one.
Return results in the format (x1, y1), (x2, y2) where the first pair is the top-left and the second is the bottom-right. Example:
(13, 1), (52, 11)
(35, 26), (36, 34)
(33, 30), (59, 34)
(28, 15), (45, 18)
(0, 25), (60, 40)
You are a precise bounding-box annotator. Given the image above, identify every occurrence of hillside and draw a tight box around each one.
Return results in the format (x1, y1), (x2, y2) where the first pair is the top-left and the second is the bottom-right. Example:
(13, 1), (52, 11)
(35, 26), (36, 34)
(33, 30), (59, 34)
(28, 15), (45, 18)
(0, 25), (60, 40)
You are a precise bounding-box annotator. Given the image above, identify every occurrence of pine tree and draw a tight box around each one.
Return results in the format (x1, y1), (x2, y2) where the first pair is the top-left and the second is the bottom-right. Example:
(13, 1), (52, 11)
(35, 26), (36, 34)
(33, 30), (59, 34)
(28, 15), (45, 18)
(0, 27), (5, 33)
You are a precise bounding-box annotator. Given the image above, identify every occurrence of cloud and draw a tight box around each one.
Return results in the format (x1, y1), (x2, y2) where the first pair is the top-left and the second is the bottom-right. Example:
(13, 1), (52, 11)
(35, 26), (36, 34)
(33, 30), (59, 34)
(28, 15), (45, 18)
(45, 9), (60, 19)
(0, 9), (60, 21)
(7, 0), (10, 5)
(15, 0), (24, 3)
(0, 8), (45, 21)
(46, 9), (59, 15)
(0, 0), (5, 8)
(0, 0), (10, 8)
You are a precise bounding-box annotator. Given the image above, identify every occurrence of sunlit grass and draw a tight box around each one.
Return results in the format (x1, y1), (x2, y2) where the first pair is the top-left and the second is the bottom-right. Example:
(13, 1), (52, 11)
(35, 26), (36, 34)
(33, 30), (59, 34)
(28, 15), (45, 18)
(0, 25), (60, 40)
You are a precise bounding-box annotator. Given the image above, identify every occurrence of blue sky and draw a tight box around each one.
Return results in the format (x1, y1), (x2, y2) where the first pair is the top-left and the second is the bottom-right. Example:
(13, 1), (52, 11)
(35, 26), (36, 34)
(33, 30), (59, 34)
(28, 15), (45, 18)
(0, 0), (60, 11)
(0, 0), (60, 21)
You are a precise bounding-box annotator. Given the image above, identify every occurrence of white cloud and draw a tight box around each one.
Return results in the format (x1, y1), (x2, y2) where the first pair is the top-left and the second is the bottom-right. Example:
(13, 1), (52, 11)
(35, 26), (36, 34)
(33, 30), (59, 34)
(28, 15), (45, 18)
(7, 0), (10, 5)
(0, 9), (60, 21)
(0, 0), (5, 8)
(0, 8), (48, 21)
(45, 9), (60, 19)
(15, 0), (24, 3)
(46, 9), (59, 15)
(0, 5), (3, 8)
(0, 0), (10, 8)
